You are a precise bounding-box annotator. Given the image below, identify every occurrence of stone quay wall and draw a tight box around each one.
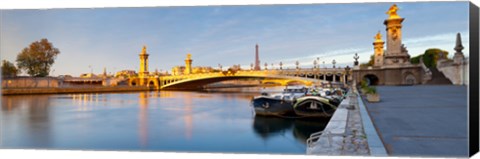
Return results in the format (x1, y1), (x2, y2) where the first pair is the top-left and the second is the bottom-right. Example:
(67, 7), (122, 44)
(2, 86), (151, 95)
(2, 77), (60, 88)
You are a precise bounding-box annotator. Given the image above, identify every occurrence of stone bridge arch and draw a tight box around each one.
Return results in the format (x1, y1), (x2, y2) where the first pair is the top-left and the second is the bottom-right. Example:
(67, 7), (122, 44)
(147, 79), (160, 88)
(160, 75), (319, 90)
(129, 78), (140, 86)
(363, 74), (380, 86)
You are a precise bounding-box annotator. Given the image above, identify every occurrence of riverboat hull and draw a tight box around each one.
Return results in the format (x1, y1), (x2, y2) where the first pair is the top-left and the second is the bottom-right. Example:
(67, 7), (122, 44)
(293, 96), (338, 118)
(252, 96), (296, 116)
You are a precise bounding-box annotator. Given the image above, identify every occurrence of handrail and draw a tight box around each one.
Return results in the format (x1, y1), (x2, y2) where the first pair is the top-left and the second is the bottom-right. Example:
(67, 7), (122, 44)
(306, 130), (334, 148)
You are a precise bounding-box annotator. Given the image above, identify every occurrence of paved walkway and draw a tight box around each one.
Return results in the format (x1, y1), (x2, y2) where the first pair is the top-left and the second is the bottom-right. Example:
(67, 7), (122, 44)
(363, 85), (468, 157)
(307, 88), (384, 156)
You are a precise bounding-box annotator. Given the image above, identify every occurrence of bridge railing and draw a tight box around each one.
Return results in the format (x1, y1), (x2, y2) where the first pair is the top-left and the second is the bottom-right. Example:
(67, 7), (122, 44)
(160, 68), (347, 79)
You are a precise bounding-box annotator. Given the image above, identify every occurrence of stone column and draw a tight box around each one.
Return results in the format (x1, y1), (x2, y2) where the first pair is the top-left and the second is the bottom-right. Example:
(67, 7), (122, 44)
(383, 4), (410, 65)
(185, 54), (193, 75)
(373, 31), (385, 66)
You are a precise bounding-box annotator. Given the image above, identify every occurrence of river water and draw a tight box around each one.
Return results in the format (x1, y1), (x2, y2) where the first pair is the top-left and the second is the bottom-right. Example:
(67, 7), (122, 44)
(0, 87), (329, 154)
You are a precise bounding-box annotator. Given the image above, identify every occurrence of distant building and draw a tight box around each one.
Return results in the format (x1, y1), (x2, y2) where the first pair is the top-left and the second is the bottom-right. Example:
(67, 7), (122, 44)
(171, 66), (185, 76)
(171, 54), (216, 75)
(192, 66), (214, 74)
(80, 73), (98, 78)
(115, 70), (137, 78)
(172, 66), (215, 75)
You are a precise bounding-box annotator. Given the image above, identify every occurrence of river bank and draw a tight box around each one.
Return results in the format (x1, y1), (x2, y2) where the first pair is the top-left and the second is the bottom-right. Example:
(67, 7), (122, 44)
(2, 83), (281, 95)
(2, 86), (152, 95)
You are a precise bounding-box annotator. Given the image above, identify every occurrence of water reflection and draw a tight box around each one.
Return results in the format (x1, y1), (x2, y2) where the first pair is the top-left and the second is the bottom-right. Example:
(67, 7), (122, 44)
(1, 95), (52, 148)
(1, 88), (329, 153)
(183, 94), (193, 140)
(139, 92), (149, 147)
(292, 118), (329, 144)
(253, 116), (329, 144)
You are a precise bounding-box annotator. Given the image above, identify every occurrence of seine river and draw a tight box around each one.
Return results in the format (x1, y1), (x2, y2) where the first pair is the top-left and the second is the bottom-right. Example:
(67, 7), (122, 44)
(0, 87), (329, 154)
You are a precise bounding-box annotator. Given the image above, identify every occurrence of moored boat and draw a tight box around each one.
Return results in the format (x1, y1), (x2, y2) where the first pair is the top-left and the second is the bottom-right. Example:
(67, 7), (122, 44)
(252, 86), (307, 116)
(292, 96), (338, 118)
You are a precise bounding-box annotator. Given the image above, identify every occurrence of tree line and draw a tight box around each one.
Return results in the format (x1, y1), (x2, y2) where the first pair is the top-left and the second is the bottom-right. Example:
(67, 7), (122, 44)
(2, 38), (60, 77)
(360, 48), (449, 68)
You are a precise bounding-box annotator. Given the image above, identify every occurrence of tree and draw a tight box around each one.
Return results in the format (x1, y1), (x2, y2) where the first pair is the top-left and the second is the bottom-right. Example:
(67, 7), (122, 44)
(16, 39), (60, 77)
(360, 55), (375, 68)
(1, 60), (19, 77)
(410, 48), (448, 68)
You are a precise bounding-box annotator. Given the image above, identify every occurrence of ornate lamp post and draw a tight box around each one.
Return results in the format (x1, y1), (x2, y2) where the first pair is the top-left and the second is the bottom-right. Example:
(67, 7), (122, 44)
(354, 53), (359, 66)
(295, 61), (300, 77)
(316, 57), (320, 68)
(332, 59), (336, 68)
(345, 65), (351, 86)
(264, 62), (268, 70)
(279, 62), (283, 70)
(313, 59), (317, 79)
(322, 61), (325, 68)
(250, 63), (253, 70)
(271, 63), (274, 70)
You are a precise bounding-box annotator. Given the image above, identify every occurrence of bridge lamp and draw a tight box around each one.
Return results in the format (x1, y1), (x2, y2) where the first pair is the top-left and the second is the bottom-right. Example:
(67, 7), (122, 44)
(313, 60), (317, 69)
(353, 53), (359, 66)
(271, 63), (274, 70)
(250, 63), (253, 70)
(295, 61), (299, 70)
(345, 65), (351, 85)
(279, 62), (283, 70)
(332, 59), (336, 68)
(264, 62), (268, 70)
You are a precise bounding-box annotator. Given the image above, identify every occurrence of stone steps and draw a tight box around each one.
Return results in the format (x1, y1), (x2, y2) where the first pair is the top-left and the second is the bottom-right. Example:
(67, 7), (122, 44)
(426, 67), (452, 85)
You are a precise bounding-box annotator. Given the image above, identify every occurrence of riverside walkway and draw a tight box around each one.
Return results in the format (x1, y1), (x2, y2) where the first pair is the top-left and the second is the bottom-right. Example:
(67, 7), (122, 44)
(363, 85), (468, 157)
(307, 85), (468, 157)
(307, 87), (386, 156)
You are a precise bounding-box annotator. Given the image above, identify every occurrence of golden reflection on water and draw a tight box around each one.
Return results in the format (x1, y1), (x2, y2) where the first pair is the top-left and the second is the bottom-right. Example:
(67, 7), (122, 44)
(139, 92), (149, 147)
(183, 94), (193, 140)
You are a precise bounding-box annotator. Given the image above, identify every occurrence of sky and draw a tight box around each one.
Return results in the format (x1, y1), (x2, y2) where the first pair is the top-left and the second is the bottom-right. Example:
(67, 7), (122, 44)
(0, 2), (471, 76)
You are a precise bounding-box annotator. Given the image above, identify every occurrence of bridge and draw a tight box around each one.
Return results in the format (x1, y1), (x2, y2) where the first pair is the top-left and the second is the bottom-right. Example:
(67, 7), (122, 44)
(128, 68), (351, 90)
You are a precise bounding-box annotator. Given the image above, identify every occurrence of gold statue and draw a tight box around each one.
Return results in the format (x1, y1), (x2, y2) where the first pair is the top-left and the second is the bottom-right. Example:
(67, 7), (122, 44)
(141, 45), (147, 54)
(374, 31), (382, 41)
(187, 53), (192, 60)
(386, 4), (401, 19)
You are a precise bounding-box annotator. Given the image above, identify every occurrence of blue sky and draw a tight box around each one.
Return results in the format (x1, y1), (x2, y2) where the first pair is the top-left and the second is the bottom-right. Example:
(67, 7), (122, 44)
(0, 2), (470, 76)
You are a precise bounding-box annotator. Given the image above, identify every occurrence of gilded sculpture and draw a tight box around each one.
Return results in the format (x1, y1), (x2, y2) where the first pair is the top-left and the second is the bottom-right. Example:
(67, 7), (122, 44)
(142, 45), (147, 54)
(386, 4), (401, 19)
(374, 31), (383, 42)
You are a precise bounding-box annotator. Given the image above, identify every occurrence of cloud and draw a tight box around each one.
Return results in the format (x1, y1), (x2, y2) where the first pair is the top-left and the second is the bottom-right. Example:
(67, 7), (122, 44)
(1, 3), (470, 76)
